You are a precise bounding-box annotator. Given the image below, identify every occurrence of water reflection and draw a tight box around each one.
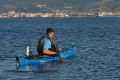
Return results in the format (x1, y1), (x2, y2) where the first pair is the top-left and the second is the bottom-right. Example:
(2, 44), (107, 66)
(16, 61), (60, 74)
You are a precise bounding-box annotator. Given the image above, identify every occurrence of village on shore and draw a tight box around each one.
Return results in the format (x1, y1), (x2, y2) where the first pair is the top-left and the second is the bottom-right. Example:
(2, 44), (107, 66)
(0, 10), (120, 18)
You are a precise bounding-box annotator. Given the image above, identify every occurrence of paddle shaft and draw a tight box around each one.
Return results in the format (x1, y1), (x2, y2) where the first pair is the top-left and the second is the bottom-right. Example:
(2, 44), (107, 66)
(56, 43), (65, 63)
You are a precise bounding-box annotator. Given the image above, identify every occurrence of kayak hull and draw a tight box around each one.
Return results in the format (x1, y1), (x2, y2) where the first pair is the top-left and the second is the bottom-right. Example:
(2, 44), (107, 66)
(16, 46), (76, 66)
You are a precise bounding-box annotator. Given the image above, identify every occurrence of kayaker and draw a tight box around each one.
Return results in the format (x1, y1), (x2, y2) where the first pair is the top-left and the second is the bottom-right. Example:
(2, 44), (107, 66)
(37, 28), (59, 56)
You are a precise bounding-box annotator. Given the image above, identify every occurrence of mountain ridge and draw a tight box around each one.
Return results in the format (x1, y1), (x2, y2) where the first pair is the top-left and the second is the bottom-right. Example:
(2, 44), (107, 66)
(0, 0), (120, 12)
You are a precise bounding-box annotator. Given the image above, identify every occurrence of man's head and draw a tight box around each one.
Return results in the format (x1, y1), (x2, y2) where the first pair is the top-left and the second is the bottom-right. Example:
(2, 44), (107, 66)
(46, 28), (54, 40)
(46, 28), (54, 34)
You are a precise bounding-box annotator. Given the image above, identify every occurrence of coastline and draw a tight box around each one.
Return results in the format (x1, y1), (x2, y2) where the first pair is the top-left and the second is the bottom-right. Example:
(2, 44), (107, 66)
(0, 11), (120, 18)
(0, 16), (120, 18)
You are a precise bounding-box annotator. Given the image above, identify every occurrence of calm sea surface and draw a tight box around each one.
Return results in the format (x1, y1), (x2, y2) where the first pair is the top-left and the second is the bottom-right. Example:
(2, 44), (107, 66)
(0, 17), (120, 80)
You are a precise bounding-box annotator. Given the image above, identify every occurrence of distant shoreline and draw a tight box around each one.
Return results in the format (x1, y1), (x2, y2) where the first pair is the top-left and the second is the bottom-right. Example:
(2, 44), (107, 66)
(0, 16), (120, 19)
(0, 11), (120, 18)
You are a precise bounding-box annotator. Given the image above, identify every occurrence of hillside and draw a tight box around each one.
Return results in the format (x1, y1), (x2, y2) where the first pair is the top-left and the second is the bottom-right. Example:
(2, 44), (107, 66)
(0, 0), (119, 12)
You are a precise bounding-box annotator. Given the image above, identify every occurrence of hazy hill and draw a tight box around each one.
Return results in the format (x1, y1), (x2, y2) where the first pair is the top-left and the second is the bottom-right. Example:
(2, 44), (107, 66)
(0, 0), (119, 12)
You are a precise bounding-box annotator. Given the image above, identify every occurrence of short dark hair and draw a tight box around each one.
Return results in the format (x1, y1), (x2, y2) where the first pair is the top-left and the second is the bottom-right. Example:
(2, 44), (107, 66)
(46, 28), (54, 34)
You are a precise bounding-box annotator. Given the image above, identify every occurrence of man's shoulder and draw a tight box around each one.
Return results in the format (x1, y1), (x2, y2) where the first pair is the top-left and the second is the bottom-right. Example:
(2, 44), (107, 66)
(43, 37), (50, 43)
(43, 36), (51, 49)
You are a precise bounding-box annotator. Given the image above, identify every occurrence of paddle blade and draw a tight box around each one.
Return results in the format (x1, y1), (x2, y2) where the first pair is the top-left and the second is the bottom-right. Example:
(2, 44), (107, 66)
(60, 57), (64, 63)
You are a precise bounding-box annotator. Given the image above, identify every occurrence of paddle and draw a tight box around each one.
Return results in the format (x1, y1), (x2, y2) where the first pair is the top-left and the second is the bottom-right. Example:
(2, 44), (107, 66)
(59, 56), (64, 63)
(56, 42), (65, 63)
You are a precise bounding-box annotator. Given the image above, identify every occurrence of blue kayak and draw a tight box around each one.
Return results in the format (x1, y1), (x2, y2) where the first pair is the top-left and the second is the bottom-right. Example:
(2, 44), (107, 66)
(16, 46), (76, 66)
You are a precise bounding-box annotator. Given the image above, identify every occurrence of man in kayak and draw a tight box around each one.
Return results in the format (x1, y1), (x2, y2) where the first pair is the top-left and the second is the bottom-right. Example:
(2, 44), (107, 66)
(37, 28), (59, 56)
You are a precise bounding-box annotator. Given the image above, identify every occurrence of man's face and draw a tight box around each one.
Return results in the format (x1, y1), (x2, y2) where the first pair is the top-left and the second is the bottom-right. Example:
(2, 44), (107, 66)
(48, 32), (54, 39)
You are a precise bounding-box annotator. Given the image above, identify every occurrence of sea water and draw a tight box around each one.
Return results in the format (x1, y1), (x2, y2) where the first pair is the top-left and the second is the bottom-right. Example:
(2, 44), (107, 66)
(0, 17), (120, 80)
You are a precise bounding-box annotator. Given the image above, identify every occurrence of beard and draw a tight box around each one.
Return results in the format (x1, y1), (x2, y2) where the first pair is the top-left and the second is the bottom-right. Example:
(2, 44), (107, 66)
(49, 36), (54, 42)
